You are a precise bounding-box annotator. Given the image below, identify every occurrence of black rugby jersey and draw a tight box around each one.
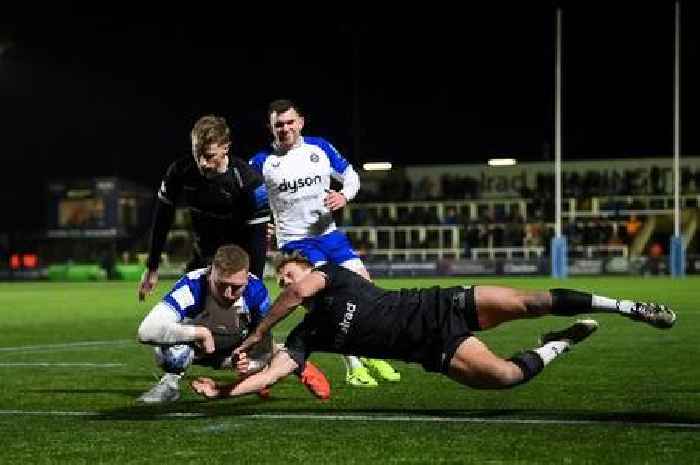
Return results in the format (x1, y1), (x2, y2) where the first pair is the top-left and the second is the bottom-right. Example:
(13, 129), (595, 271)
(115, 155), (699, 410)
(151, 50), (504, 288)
(285, 263), (466, 371)
(146, 155), (268, 271)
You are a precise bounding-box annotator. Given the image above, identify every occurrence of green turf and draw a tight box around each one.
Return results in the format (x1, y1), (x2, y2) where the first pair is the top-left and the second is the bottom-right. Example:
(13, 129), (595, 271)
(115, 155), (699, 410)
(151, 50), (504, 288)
(0, 276), (698, 464)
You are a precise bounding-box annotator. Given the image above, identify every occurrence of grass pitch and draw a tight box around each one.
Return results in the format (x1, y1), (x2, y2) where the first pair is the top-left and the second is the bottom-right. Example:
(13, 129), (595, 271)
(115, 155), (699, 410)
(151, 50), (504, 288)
(0, 276), (697, 464)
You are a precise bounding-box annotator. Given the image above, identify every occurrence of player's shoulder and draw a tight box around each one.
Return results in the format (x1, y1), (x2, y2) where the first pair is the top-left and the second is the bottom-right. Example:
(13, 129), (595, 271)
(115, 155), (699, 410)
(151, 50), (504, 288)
(167, 155), (197, 173)
(162, 155), (198, 183)
(249, 148), (275, 167)
(302, 136), (348, 169)
(243, 272), (270, 307)
(227, 156), (263, 187)
(173, 268), (207, 290)
(166, 268), (208, 307)
(303, 136), (335, 153)
(246, 272), (266, 290)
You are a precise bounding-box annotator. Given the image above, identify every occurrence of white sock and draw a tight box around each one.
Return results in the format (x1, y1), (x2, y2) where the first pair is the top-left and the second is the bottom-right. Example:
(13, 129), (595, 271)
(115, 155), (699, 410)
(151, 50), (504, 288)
(592, 295), (634, 315)
(533, 341), (570, 366)
(163, 373), (182, 384)
(342, 355), (362, 372)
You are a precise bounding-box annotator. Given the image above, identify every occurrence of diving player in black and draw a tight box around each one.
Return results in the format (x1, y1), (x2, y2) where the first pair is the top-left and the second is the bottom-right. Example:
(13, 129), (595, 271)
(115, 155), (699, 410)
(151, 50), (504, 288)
(139, 115), (269, 301)
(191, 251), (676, 399)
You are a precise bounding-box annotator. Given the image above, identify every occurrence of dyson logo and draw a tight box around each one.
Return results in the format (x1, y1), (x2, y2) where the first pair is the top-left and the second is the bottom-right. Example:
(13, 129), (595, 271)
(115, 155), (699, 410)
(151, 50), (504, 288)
(277, 175), (322, 194)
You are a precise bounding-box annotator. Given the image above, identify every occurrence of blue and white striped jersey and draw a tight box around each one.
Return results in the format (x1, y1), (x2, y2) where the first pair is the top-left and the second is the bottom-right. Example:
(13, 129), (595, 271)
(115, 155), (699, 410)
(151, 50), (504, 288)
(161, 268), (271, 329)
(249, 136), (360, 246)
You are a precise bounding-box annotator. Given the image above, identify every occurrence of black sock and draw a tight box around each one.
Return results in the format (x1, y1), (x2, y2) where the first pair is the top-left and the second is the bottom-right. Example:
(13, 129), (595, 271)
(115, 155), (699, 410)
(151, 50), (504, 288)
(550, 289), (593, 316)
(508, 351), (545, 386)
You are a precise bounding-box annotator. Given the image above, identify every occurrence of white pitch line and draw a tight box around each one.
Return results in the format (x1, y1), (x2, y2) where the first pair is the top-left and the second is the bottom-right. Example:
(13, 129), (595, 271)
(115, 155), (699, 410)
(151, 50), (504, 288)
(0, 410), (101, 417)
(0, 362), (125, 368)
(0, 410), (697, 429)
(239, 413), (700, 429)
(0, 340), (133, 353)
(0, 410), (204, 418)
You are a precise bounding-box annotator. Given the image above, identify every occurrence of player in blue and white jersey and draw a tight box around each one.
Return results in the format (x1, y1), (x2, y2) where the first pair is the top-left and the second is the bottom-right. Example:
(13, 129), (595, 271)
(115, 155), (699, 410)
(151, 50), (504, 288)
(249, 99), (400, 387)
(136, 244), (329, 403)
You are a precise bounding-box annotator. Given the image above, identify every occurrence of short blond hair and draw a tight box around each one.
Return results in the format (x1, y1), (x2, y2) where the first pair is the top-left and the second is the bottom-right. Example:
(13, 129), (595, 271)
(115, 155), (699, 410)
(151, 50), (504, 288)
(273, 250), (313, 273)
(212, 244), (249, 275)
(191, 115), (231, 157)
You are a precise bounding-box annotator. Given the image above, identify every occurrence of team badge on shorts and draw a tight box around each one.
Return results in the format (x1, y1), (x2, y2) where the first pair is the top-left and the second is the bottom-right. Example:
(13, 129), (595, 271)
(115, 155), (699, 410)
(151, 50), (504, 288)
(310, 153), (319, 163)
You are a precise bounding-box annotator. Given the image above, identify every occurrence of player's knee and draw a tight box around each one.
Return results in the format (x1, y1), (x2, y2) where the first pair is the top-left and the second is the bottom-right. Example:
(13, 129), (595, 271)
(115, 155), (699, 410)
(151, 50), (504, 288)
(502, 364), (529, 387)
(481, 363), (524, 388)
(477, 287), (542, 319)
(521, 291), (551, 317)
(456, 364), (522, 389)
(137, 320), (161, 344)
(492, 292), (531, 320)
(449, 355), (523, 389)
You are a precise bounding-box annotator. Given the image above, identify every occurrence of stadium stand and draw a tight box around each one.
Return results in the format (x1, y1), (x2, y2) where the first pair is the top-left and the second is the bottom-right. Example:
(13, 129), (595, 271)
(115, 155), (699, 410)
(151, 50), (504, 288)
(3, 159), (700, 279)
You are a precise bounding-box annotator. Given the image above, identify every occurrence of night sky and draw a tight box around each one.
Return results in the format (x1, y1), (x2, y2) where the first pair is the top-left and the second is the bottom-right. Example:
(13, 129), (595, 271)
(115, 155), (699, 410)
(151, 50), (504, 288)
(2, 3), (699, 228)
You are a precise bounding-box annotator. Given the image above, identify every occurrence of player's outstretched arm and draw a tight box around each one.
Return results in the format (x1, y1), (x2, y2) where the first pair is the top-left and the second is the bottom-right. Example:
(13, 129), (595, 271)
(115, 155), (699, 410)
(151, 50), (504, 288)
(236, 332), (274, 375)
(191, 350), (299, 399)
(236, 271), (327, 354)
(140, 191), (177, 300)
(137, 302), (215, 354)
(234, 350), (298, 395)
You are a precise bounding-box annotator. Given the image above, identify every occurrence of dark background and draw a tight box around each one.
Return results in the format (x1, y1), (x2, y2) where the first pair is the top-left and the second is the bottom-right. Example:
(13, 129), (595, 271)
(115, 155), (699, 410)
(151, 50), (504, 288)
(1, 3), (698, 229)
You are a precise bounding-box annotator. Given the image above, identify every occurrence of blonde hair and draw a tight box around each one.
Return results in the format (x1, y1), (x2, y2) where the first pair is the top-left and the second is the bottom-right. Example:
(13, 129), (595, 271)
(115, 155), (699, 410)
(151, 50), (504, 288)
(191, 115), (231, 157)
(212, 244), (249, 275)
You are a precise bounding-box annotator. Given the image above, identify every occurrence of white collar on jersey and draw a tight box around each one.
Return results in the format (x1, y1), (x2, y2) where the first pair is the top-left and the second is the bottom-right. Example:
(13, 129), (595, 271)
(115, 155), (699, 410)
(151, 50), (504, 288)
(271, 136), (304, 155)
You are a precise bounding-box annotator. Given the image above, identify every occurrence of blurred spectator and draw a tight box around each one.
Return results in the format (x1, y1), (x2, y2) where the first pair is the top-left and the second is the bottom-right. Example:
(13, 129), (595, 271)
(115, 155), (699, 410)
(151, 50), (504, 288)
(524, 222), (543, 247)
(443, 207), (458, 225)
(649, 241), (664, 257)
(625, 215), (643, 244)
(646, 241), (664, 275)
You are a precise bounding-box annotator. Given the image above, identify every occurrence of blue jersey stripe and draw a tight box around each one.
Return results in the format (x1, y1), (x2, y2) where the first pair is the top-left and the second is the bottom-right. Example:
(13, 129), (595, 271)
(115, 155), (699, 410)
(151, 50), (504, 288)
(161, 269), (271, 323)
(304, 136), (349, 174)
